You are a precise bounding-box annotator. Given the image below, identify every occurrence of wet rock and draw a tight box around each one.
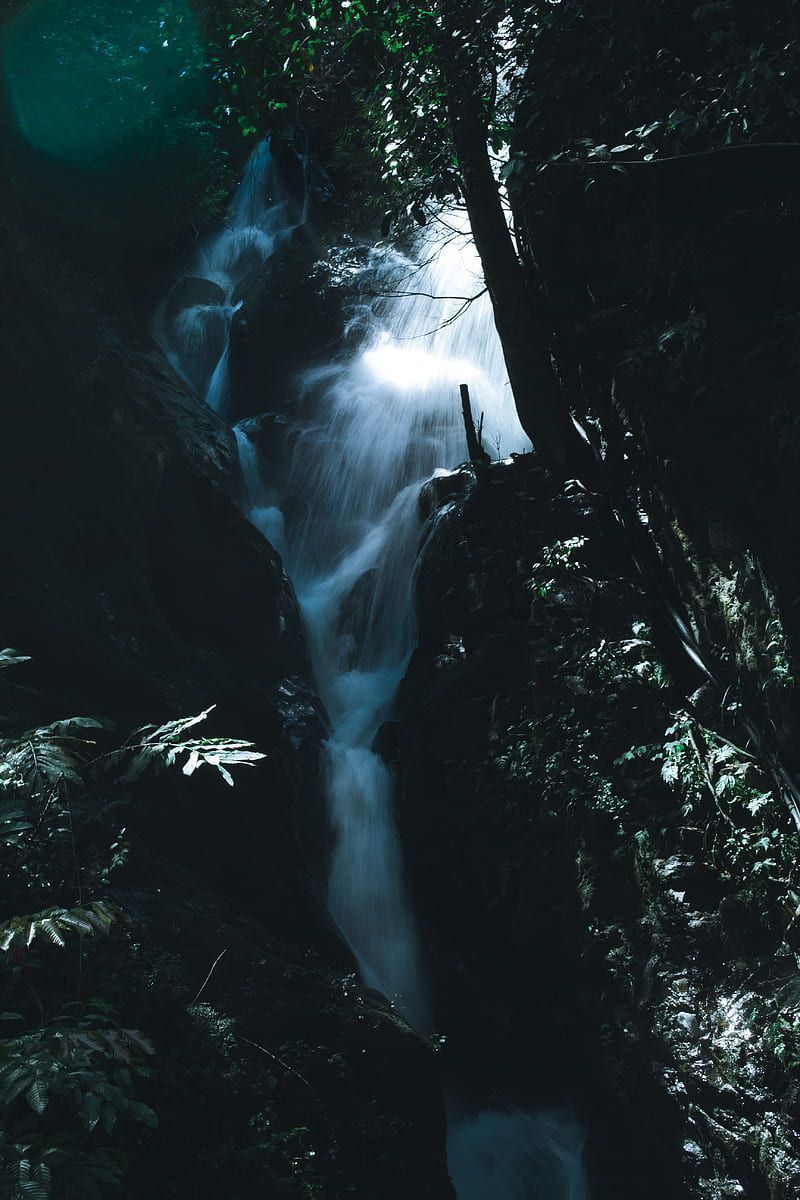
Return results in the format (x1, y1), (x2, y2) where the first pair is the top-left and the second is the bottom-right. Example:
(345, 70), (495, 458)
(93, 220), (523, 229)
(418, 468), (473, 520)
(228, 231), (355, 419)
(162, 274), (227, 323)
(675, 1010), (701, 1041)
(337, 568), (379, 652)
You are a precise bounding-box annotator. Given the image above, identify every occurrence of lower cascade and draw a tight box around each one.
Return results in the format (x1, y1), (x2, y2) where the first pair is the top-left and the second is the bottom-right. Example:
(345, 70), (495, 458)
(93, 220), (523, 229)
(156, 138), (589, 1198)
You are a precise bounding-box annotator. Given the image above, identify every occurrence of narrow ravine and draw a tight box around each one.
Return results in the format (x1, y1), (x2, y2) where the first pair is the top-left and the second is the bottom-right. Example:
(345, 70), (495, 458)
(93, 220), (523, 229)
(155, 138), (589, 1200)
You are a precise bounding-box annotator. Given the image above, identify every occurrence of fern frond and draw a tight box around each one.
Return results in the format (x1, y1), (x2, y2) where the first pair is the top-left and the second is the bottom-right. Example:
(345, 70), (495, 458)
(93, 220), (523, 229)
(57, 1029), (155, 1064)
(98, 706), (266, 788)
(0, 718), (103, 798)
(0, 903), (120, 957)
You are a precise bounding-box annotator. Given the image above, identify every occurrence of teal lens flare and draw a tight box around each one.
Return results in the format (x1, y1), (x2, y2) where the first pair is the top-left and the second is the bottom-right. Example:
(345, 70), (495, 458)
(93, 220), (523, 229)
(1, 0), (206, 171)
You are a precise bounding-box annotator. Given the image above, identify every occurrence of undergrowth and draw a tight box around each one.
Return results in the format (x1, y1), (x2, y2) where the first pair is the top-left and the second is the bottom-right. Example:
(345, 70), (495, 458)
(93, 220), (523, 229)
(0, 649), (265, 1200)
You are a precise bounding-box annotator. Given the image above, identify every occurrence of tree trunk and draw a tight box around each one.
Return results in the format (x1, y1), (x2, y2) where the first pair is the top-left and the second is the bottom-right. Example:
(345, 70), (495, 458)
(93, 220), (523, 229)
(439, 32), (580, 469)
(460, 383), (490, 469)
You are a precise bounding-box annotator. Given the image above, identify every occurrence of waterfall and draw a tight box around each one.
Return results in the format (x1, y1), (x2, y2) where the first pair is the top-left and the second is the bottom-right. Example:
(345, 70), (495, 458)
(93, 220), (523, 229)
(271, 209), (531, 1032)
(153, 140), (310, 416)
(447, 1105), (590, 1200)
(156, 138), (589, 1199)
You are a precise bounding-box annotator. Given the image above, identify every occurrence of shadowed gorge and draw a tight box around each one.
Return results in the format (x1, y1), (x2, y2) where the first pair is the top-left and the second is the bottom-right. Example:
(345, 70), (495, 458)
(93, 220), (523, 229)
(1, 2), (800, 1198)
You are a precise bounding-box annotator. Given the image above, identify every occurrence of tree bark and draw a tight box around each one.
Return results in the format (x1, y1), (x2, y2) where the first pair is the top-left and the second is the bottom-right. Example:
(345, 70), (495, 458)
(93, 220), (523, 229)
(440, 47), (579, 468)
(460, 383), (491, 471)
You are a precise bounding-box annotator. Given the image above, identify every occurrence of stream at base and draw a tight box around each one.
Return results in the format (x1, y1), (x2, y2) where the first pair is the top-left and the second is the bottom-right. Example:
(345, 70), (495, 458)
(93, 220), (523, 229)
(155, 138), (589, 1200)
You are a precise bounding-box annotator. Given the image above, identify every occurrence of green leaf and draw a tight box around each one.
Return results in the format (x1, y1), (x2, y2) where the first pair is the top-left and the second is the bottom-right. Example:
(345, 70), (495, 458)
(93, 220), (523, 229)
(25, 1078), (49, 1115)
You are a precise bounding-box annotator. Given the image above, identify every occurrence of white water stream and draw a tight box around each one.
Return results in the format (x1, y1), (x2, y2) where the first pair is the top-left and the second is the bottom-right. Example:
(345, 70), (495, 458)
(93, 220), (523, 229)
(153, 140), (310, 417)
(156, 139), (588, 1200)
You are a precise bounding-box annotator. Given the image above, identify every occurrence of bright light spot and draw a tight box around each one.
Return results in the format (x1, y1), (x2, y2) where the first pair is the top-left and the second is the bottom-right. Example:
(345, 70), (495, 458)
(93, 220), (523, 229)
(361, 342), (437, 391)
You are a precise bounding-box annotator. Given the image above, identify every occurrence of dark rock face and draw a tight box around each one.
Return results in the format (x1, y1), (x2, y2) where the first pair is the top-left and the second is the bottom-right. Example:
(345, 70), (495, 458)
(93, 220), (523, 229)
(0, 197), (453, 1195)
(514, 135), (800, 782)
(228, 228), (358, 422)
(389, 457), (800, 1199)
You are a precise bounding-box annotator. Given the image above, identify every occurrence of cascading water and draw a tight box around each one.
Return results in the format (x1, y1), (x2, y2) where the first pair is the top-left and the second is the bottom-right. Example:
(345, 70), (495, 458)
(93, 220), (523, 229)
(269, 211), (533, 1033)
(153, 140), (310, 416)
(156, 139), (589, 1199)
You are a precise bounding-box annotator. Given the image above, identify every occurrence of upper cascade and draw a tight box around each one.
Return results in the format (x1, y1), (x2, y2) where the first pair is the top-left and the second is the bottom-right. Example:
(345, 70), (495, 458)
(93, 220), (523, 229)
(153, 139), (311, 415)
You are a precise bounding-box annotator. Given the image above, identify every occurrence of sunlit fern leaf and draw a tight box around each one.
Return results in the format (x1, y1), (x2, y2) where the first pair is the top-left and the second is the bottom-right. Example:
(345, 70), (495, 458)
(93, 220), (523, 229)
(31, 919), (66, 948)
(52, 914), (94, 937)
(0, 902), (120, 956)
(99, 705), (265, 788)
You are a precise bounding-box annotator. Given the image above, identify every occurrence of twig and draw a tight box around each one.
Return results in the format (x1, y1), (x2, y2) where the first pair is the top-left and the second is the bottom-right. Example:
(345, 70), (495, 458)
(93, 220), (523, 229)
(26, 782), (59, 843)
(394, 289), (488, 340)
(188, 948), (228, 1009)
(540, 141), (800, 172)
(235, 1033), (316, 1095)
(364, 288), (484, 302)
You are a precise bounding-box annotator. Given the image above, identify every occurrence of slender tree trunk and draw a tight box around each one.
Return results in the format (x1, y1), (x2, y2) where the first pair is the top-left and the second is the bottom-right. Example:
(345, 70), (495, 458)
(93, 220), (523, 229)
(439, 22), (580, 469)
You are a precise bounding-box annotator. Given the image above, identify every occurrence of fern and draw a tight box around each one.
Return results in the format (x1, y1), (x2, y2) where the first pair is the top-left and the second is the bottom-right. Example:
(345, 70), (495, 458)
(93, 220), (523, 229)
(1, 1138), (127, 1200)
(57, 1028), (155, 1065)
(0, 1025), (156, 1199)
(0, 902), (119, 957)
(100, 705), (265, 787)
(0, 719), (104, 798)
(0, 693), (268, 1197)
(0, 1026), (156, 1119)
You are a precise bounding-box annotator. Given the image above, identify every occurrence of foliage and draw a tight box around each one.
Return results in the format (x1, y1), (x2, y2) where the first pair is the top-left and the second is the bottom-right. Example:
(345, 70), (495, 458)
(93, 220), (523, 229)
(0, 653), (268, 1200)
(0, 1007), (156, 1200)
(0, 719), (105, 798)
(178, 1005), (323, 1199)
(512, 0), (800, 179)
(99, 705), (266, 788)
(764, 1012), (800, 1071)
(656, 714), (800, 902)
(0, 902), (119, 958)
